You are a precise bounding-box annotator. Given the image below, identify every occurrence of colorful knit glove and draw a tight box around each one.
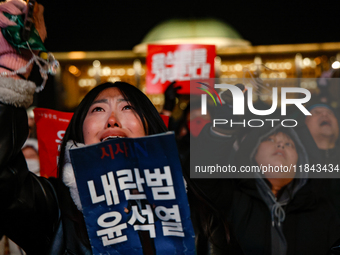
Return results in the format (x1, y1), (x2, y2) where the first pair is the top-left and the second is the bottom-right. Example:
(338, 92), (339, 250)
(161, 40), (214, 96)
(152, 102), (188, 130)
(0, 0), (46, 79)
(0, 0), (47, 108)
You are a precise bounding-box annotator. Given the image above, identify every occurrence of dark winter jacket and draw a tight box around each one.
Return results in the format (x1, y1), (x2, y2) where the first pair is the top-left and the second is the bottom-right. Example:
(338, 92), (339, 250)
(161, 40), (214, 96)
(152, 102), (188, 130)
(294, 118), (340, 254)
(294, 123), (340, 212)
(0, 103), (92, 255)
(189, 123), (340, 255)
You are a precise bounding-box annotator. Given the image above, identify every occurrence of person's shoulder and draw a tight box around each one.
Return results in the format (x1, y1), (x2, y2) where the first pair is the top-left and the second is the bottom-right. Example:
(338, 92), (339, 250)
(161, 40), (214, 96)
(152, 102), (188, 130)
(45, 177), (69, 195)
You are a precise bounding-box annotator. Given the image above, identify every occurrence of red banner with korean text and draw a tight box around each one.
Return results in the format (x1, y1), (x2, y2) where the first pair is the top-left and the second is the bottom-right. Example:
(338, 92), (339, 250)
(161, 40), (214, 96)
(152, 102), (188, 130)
(146, 44), (216, 94)
(34, 108), (73, 178)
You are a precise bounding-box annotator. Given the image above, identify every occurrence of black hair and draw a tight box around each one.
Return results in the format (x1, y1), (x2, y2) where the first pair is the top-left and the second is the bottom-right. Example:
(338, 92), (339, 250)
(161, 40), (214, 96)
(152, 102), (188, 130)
(58, 82), (168, 178)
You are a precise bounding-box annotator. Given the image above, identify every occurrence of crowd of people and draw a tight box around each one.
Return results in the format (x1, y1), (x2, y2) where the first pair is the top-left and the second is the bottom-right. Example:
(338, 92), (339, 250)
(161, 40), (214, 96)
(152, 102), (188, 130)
(1, 0), (340, 254)
(185, 103), (340, 254)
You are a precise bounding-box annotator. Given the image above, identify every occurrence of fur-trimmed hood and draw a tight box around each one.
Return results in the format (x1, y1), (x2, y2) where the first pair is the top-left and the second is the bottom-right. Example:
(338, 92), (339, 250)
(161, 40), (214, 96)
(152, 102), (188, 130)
(0, 76), (36, 108)
(62, 140), (85, 211)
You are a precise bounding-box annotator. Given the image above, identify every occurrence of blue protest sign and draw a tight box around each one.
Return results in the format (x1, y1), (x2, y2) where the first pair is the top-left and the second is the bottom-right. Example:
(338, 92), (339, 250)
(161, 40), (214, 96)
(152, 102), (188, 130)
(69, 132), (196, 254)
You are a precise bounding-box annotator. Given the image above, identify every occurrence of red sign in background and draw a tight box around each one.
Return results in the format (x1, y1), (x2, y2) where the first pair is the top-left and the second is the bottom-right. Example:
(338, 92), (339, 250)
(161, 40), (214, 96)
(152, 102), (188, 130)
(34, 108), (73, 178)
(146, 44), (216, 94)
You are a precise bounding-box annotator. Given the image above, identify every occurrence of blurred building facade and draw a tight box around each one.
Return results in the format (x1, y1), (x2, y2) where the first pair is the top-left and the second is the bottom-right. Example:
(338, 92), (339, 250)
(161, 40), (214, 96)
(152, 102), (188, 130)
(50, 18), (340, 112)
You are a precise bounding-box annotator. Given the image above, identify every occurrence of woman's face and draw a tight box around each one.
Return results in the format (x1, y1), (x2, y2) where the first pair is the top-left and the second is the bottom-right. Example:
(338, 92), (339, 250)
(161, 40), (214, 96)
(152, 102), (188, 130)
(255, 132), (298, 178)
(82, 87), (145, 145)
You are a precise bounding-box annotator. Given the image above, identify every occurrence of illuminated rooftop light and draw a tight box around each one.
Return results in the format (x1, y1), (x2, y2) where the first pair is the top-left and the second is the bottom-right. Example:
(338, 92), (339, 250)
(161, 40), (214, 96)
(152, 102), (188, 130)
(221, 65), (228, 72)
(67, 51), (86, 59)
(127, 68), (135, 76)
(332, 61), (340, 69)
(87, 68), (96, 77)
(234, 64), (243, 72)
(68, 65), (80, 76)
(254, 56), (262, 65)
(314, 57), (321, 65)
(78, 79), (96, 87)
(303, 58), (311, 66)
(108, 77), (121, 83)
(284, 62), (292, 70)
(117, 69), (126, 76)
(93, 60), (101, 68)
(102, 67), (111, 76)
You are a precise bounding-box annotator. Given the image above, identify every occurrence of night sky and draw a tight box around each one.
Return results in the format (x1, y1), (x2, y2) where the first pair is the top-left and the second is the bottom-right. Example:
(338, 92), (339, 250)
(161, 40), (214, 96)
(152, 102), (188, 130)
(38, 0), (340, 53)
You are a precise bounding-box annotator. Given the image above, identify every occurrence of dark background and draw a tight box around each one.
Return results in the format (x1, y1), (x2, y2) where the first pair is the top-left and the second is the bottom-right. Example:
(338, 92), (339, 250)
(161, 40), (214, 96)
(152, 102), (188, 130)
(37, 0), (340, 52)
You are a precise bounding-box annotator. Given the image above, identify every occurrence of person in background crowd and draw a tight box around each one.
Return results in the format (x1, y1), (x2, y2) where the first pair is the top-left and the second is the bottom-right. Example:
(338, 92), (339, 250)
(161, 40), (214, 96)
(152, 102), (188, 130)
(305, 104), (339, 153)
(26, 106), (37, 139)
(160, 81), (181, 118)
(187, 84), (340, 254)
(301, 104), (340, 214)
(22, 138), (40, 176)
(160, 81), (212, 170)
(173, 101), (212, 173)
(0, 138), (40, 255)
(0, 142), (40, 255)
(293, 103), (340, 214)
(0, 235), (25, 255)
(0, 238), (4, 255)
